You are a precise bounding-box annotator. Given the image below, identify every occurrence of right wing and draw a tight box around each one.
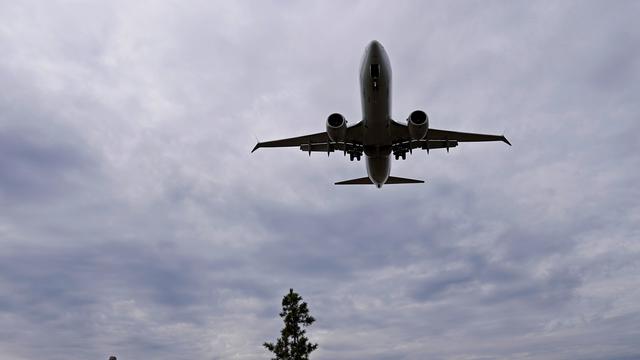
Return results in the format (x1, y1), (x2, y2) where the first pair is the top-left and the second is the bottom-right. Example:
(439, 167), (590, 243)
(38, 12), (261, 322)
(428, 128), (511, 145)
(251, 121), (364, 153)
(390, 120), (511, 146)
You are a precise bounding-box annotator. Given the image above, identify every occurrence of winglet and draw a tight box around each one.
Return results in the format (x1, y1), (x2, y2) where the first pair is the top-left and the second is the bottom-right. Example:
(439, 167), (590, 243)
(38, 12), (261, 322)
(502, 135), (512, 146)
(251, 142), (261, 153)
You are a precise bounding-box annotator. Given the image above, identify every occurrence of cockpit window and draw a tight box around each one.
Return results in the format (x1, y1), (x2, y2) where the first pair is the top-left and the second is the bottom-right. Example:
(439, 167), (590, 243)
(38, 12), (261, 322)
(370, 64), (380, 79)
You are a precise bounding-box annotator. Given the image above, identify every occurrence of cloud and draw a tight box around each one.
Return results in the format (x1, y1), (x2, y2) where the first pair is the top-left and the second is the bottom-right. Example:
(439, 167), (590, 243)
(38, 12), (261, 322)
(0, 1), (639, 360)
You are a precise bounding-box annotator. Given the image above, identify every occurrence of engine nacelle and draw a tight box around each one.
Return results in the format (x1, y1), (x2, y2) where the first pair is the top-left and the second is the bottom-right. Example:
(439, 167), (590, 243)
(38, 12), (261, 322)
(407, 110), (429, 140)
(326, 113), (347, 142)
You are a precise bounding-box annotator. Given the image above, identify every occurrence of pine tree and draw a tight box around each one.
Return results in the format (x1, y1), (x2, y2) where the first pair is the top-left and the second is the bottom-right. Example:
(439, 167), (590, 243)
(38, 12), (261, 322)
(264, 289), (318, 360)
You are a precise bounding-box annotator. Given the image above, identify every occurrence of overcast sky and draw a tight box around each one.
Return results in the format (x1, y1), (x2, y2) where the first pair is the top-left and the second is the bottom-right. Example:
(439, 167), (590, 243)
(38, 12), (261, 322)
(1, 1), (639, 359)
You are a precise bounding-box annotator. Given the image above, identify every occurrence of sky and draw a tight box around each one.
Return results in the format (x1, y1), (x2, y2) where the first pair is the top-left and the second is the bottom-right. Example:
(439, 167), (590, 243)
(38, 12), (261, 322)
(0, 1), (639, 359)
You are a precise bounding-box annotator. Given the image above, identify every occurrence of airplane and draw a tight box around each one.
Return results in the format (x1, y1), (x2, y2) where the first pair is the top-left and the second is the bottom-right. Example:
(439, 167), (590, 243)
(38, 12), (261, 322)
(251, 40), (511, 188)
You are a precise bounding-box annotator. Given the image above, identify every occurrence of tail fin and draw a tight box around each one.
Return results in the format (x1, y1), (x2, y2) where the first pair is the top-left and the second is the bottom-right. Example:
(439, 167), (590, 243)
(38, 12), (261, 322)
(335, 176), (424, 185)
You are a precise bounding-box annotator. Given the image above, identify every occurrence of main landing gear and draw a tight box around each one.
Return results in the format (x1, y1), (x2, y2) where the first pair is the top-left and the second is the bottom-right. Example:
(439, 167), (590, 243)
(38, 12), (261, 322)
(393, 152), (407, 160)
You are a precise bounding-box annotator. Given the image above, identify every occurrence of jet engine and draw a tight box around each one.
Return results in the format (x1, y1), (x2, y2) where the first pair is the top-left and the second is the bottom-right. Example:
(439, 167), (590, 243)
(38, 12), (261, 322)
(326, 113), (347, 142)
(407, 110), (429, 140)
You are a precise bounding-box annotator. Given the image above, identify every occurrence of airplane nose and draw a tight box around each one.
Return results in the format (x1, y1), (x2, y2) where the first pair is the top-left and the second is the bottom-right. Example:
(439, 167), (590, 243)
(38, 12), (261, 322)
(367, 40), (383, 56)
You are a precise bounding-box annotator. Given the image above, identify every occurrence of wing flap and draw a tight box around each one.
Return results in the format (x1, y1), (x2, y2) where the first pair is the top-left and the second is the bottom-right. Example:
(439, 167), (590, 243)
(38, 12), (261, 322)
(300, 142), (362, 153)
(400, 140), (459, 151)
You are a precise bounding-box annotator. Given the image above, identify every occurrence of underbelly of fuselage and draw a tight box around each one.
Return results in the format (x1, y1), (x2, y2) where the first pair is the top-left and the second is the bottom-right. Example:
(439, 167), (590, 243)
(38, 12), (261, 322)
(366, 156), (391, 187)
(360, 64), (392, 186)
(362, 85), (391, 146)
(363, 112), (392, 186)
(359, 41), (393, 187)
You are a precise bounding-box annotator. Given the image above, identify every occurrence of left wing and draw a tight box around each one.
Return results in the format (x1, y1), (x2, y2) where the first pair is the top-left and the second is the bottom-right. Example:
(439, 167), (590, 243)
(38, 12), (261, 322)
(390, 120), (511, 146)
(252, 121), (364, 153)
(251, 131), (329, 153)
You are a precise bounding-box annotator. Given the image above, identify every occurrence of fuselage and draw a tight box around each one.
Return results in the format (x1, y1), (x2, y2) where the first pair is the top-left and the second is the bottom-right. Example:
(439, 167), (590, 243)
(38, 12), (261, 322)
(252, 40), (510, 185)
(360, 41), (393, 188)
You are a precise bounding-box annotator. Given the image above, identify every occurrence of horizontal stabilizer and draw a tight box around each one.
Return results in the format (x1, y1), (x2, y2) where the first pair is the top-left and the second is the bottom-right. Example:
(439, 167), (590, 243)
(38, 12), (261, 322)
(386, 176), (425, 184)
(335, 176), (424, 185)
(335, 177), (372, 185)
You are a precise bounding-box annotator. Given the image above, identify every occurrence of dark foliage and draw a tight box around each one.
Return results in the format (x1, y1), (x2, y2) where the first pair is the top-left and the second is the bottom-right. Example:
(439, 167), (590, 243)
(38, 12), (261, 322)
(264, 289), (318, 360)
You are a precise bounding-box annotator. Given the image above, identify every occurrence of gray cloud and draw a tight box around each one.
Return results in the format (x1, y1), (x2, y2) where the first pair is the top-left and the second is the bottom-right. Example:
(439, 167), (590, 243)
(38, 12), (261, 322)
(0, 125), (95, 202)
(0, 1), (639, 360)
